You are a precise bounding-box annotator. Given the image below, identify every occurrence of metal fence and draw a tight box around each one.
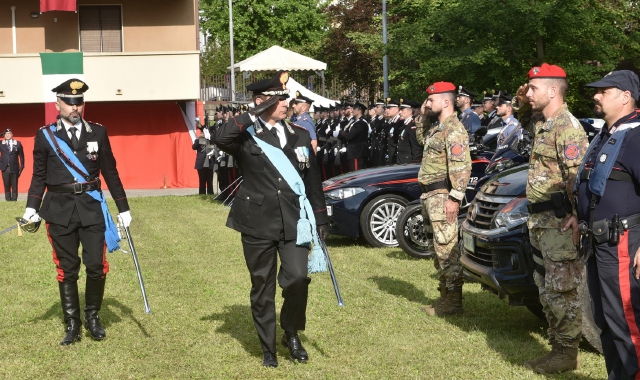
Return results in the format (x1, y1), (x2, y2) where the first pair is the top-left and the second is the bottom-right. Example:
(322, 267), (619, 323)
(200, 72), (379, 102)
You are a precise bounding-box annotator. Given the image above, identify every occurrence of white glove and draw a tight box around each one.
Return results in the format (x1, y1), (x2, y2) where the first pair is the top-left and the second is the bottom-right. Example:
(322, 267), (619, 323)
(118, 211), (132, 228)
(316, 147), (321, 152)
(22, 207), (41, 223)
(323, 149), (327, 154)
(339, 147), (347, 153)
(203, 128), (211, 140)
(325, 127), (330, 134)
(334, 148), (338, 154)
(332, 130), (339, 138)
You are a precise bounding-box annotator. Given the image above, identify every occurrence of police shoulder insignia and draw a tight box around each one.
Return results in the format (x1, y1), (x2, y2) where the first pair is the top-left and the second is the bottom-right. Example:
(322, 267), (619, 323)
(451, 143), (464, 156)
(599, 153), (608, 163)
(564, 144), (580, 160)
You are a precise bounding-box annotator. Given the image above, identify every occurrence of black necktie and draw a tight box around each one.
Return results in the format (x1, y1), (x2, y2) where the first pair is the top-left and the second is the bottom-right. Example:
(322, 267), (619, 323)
(69, 127), (79, 150)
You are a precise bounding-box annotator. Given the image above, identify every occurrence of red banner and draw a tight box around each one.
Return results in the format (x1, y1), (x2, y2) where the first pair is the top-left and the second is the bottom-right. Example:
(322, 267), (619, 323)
(40, 0), (76, 12)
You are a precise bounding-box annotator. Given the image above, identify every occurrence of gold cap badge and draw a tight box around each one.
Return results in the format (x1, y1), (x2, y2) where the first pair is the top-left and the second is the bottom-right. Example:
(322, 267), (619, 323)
(70, 81), (84, 95)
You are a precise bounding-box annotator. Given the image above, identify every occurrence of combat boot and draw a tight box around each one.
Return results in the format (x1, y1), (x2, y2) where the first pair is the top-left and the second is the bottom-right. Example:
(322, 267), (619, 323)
(422, 287), (463, 316)
(533, 346), (579, 374)
(59, 281), (82, 346)
(523, 339), (560, 370)
(435, 287), (463, 316)
(420, 281), (447, 314)
(84, 276), (106, 340)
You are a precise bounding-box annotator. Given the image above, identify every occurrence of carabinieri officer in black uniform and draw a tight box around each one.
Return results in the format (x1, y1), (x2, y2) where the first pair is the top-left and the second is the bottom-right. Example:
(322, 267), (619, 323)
(572, 70), (640, 379)
(23, 79), (131, 346)
(213, 71), (329, 368)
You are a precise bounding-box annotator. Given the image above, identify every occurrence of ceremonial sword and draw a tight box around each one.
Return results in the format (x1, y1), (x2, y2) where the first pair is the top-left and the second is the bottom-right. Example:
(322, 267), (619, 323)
(320, 238), (345, 307)
(0, 218), (41, 237)
(118, 218), (152, 314)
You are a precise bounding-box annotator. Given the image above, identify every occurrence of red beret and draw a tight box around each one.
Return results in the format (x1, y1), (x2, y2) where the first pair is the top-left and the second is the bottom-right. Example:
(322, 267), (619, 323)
(527, 63), (566, 79)
(426, 82), (456, 95)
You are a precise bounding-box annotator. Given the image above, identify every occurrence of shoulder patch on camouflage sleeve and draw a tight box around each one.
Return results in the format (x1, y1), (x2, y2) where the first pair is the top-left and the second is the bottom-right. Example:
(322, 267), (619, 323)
(451, 143), (464, 157)
(564, 144), (580, 160)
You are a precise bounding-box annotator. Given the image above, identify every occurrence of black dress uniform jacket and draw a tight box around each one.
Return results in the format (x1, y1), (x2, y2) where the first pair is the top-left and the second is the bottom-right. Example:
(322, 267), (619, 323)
(343, 117), (369, 160)
(396, 119), (422, 164)
(192, 134), (215, 170)
(0, 140), (25, 173)
(27, 121), (129, 226)
(214, 113), (328, 241)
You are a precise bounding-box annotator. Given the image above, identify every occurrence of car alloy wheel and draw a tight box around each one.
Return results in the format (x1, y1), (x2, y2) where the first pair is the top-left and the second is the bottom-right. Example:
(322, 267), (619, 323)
(360, 195), (408, 247)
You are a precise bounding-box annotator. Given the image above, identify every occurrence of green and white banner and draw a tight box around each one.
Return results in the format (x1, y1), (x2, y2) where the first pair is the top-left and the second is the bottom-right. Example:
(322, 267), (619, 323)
(40, 52), (84, 124)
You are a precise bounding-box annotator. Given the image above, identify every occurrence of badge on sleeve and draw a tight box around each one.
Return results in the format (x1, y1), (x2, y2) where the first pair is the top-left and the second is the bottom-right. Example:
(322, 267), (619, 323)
(564, 144), (580, 160)
(451, 143), (464, 157)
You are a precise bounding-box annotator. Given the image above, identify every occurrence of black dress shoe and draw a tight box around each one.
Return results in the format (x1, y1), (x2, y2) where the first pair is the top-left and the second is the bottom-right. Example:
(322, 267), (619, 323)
(85, 315), (106, 340)
(262, 351), (278, 368)
(281, 332), (309, 363)
(60, 319), (82, 346)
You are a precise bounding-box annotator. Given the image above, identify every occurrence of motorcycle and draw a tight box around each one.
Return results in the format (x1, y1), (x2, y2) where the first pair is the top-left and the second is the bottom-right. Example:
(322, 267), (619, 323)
(396, 127), (530, 259)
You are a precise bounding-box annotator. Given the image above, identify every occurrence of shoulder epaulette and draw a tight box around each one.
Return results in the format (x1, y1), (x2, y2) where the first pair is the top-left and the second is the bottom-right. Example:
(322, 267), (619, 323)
(290, 123), (308, 131)
(86, 121), (104, 126)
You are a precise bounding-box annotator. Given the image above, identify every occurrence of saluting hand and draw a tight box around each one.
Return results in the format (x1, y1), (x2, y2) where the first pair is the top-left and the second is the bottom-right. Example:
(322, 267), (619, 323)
(249, 96), (280, 117)
(516, 84), (529, 107)
(421, 100), (429, 117)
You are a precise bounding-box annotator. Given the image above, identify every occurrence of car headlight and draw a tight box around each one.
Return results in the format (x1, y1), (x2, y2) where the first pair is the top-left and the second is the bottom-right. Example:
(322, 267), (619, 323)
(494, 197), (529, 229)
(325, 187), (365, 200)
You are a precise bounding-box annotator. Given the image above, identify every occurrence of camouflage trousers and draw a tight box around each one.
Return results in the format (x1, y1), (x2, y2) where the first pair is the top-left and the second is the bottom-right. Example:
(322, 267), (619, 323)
(421, 192), (463, 289)
(529, 227), (582, 348)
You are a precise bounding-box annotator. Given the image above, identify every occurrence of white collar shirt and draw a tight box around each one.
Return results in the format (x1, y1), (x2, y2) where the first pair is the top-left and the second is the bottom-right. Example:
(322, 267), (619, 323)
(259, 117), (286, 148)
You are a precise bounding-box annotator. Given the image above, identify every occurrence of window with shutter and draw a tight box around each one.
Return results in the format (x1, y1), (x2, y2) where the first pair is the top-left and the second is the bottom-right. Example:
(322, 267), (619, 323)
(79, 6), (123, 52)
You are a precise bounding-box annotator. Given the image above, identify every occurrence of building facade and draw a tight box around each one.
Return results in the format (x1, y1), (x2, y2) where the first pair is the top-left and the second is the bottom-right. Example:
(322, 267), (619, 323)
(0, 0), (201, 189)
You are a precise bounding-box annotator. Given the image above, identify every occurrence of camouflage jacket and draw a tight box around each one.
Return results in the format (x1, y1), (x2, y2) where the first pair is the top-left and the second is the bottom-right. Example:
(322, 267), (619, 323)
(418, 113), (471, 201)
(526, 103), (588, 229)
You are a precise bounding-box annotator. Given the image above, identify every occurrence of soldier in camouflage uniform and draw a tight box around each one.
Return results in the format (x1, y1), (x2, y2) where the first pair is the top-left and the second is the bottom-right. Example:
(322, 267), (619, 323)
(522, 64), (589, 374)
(418, 82), (472, 316)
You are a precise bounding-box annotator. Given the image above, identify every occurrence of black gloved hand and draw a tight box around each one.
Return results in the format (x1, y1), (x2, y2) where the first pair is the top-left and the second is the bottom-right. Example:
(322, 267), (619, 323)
(317, 224), (329, 241)
(248, 96), (280, 117)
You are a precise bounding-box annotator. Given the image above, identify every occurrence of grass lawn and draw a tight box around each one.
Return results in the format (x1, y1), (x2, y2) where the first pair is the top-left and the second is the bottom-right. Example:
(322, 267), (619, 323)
(0, 196), (606, 379)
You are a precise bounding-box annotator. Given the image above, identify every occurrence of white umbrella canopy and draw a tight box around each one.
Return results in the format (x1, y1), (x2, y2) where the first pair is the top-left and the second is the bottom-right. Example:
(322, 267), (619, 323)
(286, 77), (336, 110)
(228, 45), (327, 72)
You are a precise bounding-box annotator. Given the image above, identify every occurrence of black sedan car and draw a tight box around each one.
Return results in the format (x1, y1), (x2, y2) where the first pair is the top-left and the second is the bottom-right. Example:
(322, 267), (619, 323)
(323, 164), (422, 247)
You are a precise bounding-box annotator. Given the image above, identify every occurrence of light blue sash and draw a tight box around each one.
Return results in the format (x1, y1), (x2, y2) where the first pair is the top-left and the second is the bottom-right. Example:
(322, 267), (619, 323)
(246, 123), (326, 273)
(43, 124), (121, 252)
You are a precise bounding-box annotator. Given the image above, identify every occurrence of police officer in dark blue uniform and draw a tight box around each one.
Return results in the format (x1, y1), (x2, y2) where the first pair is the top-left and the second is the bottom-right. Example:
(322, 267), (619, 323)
(571, 70), (640, 379)
(290, 91), (317, 152)
(455, 86), (482, 134)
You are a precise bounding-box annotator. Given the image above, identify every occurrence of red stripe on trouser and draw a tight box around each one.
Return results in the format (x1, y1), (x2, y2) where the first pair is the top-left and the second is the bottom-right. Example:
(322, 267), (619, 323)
(617, 231), (640, 379)
(354, 159), (358, 171)
(45, 222), (65, 282)
(102, 241), (109, 278)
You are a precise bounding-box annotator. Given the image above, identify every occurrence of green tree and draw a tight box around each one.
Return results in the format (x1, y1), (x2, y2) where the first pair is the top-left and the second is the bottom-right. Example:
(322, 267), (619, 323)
(320, 0), (386, 101)
(387, 0), (640, 116)
(200, 0), (329, 74)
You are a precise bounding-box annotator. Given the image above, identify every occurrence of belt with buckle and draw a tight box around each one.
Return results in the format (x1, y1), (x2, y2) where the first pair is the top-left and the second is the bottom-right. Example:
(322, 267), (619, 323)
(47, 179), (101, 194)
(420, 181), (447, 193)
